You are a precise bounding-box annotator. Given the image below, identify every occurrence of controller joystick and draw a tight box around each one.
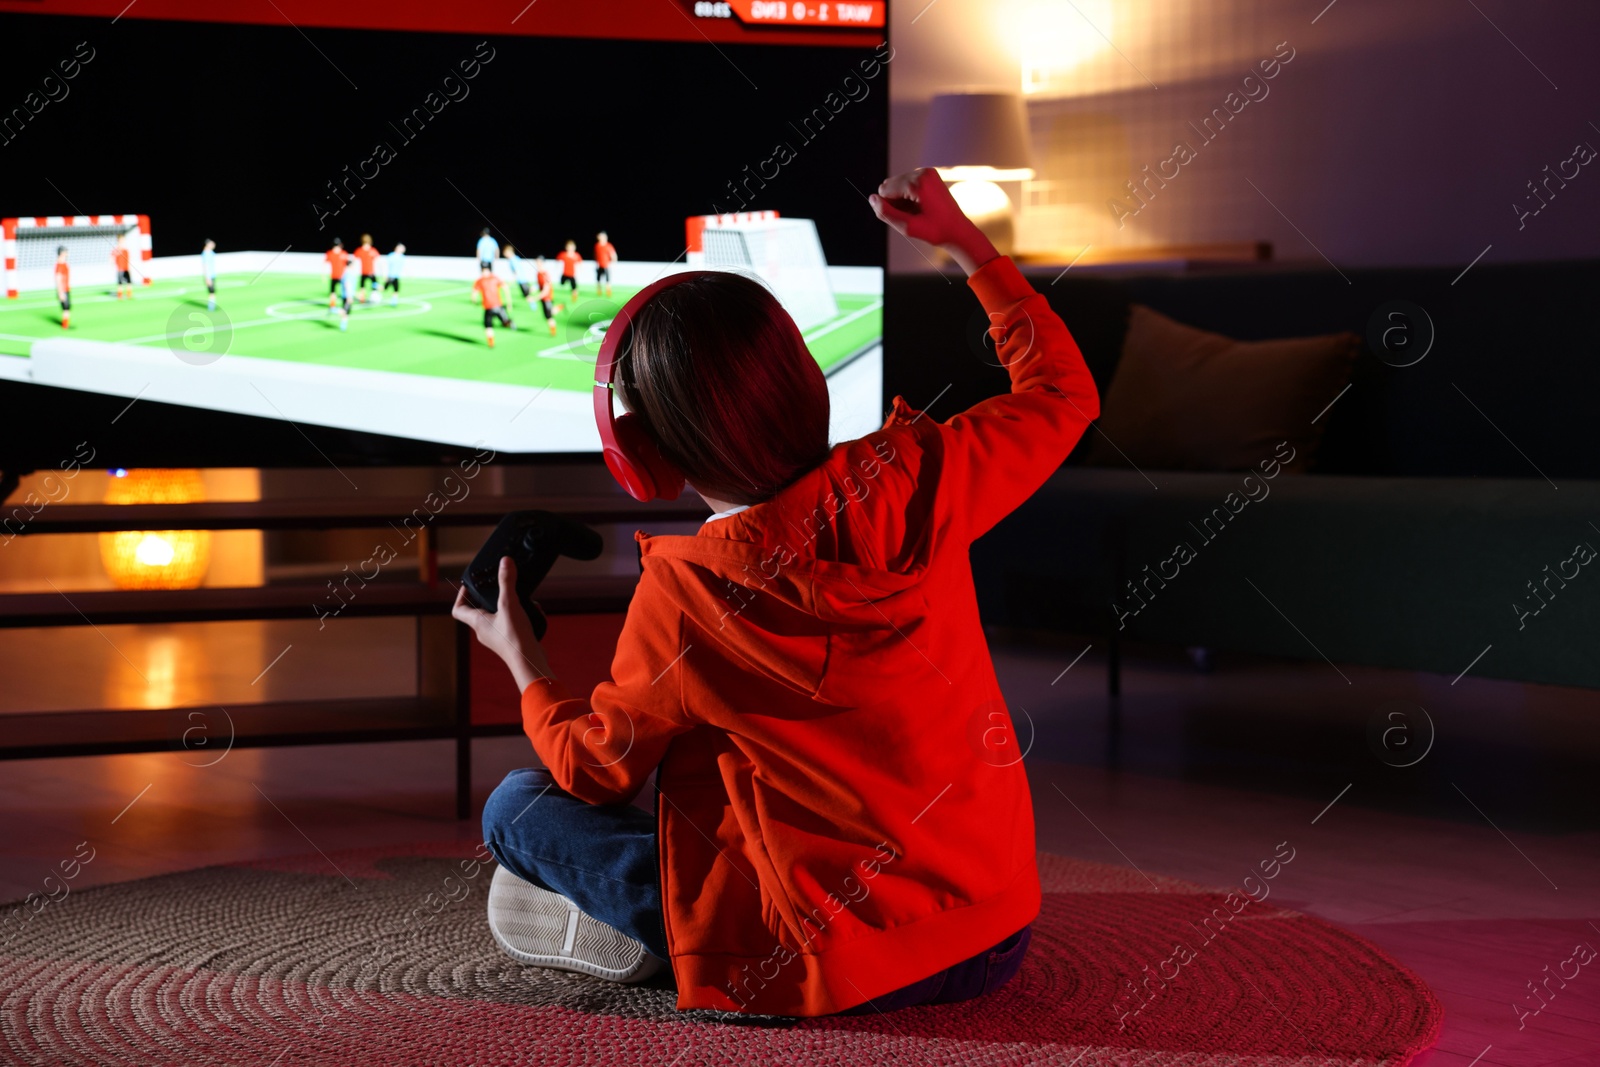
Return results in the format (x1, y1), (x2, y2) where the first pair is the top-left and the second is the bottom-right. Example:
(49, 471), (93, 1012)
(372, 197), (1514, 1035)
(462, 511), (604, 640)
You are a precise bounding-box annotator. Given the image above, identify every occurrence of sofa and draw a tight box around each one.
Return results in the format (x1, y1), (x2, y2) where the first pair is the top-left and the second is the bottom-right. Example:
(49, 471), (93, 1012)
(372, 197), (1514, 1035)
(885, 259), (1600, 690)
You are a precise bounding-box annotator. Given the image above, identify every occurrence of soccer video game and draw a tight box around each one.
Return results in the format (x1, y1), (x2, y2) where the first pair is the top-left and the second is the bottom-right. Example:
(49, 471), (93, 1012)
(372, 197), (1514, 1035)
(0, 1), (887, 462)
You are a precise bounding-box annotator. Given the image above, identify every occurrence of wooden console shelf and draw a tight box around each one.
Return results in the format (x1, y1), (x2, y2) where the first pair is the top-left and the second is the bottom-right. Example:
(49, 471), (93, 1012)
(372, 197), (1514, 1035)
(16, 492), (711, 534)
(0, 698), (460, 761)
(0, 493), (691, 818)
(0, 573), (642, 629)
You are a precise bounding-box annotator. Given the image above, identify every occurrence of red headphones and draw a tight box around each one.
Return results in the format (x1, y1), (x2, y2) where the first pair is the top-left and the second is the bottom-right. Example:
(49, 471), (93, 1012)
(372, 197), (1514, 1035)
(592, 271), (716, 502)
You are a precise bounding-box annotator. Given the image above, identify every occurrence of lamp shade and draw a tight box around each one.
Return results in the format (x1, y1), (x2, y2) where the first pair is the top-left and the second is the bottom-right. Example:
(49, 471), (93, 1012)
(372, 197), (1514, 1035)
(922, 92), (1035, 182)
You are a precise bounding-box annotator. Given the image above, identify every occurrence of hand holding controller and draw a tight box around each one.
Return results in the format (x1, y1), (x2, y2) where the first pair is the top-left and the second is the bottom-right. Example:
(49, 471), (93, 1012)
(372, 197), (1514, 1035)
(460, 510), (604, 640)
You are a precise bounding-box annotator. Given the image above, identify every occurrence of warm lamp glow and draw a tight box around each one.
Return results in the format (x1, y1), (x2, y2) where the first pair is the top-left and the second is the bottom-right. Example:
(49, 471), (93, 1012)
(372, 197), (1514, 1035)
(133, 535), (177, 567)
(98, 469), (211, 590)
(1016, 0), (1114, 93)
(949, 179), (1014, 218)
(948, 179), (1017, 256)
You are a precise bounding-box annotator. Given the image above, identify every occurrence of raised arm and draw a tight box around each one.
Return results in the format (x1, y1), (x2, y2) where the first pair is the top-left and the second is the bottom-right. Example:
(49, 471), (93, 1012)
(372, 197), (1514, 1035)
(871, 169), (1100, 542)
(453, 557), (691, 805)
(869, 167), (1000, 277)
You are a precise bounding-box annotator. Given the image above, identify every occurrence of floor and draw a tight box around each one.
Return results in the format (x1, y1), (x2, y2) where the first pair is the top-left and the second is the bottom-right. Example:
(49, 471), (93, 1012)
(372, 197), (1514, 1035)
(2, 626), (1597, 1066)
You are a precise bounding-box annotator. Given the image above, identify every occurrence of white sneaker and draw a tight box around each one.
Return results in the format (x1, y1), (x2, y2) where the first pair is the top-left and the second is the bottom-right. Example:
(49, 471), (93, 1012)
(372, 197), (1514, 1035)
(486, 865), (663, 983)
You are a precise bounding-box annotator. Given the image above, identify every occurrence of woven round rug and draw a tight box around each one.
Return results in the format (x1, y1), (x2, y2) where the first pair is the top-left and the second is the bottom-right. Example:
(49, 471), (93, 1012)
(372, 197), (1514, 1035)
(1, 843), (1441, 1066)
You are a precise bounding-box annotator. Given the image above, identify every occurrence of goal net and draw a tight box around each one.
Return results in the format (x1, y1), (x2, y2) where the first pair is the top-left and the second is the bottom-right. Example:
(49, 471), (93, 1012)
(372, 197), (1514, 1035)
(690, 213), (838, 331)
(4, 215), (152, 297)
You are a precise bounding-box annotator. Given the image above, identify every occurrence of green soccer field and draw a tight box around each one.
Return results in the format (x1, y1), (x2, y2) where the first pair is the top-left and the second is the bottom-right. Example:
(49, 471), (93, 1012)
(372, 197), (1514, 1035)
(0, 273), (882, 391)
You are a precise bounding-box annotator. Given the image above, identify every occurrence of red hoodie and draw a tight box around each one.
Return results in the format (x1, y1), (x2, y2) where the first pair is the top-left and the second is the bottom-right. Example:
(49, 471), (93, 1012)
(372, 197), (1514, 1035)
(520, 256), (1099, 1015)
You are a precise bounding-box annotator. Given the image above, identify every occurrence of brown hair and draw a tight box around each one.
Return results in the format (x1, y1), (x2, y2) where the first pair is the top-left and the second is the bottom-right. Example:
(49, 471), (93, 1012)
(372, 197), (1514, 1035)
(617, 272), (830, 505)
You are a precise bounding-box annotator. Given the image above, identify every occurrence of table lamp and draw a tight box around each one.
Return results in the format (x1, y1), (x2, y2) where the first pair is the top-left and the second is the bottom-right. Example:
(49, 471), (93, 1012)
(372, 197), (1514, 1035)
(99, 468), (211, 590)
(922, 91), (1035, 255)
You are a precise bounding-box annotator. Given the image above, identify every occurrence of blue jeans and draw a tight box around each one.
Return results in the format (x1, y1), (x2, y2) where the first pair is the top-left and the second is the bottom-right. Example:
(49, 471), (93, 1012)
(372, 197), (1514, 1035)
(839, 925), (1031, 1013)
(482, 767), (669, 960)
(481, 768), (1031, 1011)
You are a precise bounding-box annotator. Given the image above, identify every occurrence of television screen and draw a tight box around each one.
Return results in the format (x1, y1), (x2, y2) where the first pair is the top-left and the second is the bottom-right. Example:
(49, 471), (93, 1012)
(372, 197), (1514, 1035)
(0, 0), (888, 468)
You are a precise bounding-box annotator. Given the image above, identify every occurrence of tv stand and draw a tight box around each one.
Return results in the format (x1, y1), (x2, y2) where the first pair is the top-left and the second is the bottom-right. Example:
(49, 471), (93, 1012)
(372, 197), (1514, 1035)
(0, 491), (707, 818)
(0, 466), (31, 510)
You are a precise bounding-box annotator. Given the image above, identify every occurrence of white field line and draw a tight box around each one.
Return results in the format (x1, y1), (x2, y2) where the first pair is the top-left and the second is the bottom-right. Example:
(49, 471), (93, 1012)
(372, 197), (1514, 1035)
(458, 296), (885, 363)
(1, 287), (198, 313)
(117, 285), (471, 344)
(803, 299), (882, 343)
(0, 278), (265, 313)
(5, 286), (882, 363)
(0, 277), (454, 317)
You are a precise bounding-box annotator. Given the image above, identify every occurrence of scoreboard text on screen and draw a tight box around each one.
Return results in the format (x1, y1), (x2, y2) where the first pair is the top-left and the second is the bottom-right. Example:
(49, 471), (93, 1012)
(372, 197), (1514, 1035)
(696, 1), (886, 27)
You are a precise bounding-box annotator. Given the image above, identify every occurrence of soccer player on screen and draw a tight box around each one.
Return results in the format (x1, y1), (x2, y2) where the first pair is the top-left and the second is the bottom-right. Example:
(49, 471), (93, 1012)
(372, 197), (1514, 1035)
(201, 239), (218, 311)
(326, 238), (348, 311)
(476, 228), (498, 270)
(338, 272), (354, 330)
(355, 234), (380, 304)
(326, 238), (353, 330)
(383, 242), (405, 307)
(54, 246), (70, 330)
(533, 255), (557, 336)
(556, 240), (581, 311)
(112, 237), (133, 300)
(473, 264), (513, 347)
(504, 244), (534, 309)
(593, 231), (616, 297)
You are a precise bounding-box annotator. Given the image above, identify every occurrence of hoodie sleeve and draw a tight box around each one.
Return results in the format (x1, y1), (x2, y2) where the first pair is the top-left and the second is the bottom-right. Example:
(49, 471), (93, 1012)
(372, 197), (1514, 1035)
(519, 569), (693, 806)
(923, 255), (1099, 543)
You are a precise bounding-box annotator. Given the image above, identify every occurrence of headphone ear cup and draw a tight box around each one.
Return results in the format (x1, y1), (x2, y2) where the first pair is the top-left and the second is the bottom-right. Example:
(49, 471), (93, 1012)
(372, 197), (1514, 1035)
(609, 411), (685, 502)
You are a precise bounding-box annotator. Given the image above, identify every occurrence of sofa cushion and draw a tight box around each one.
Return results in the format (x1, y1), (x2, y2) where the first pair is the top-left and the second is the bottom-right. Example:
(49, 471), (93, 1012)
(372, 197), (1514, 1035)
(1079, 304), (1359, 472)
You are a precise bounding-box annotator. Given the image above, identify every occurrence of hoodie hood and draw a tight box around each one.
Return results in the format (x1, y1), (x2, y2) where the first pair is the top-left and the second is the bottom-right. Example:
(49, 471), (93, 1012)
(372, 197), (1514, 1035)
(634, 427), (942, 694)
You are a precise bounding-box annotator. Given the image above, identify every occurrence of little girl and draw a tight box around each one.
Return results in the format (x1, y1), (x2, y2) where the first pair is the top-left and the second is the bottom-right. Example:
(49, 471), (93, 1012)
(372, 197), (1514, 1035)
(452, 168), (1099, 1016)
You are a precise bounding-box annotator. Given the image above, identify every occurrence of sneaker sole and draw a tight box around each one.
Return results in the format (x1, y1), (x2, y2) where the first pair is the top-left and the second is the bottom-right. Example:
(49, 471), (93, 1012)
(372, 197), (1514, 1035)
(486, 865), (662, 984)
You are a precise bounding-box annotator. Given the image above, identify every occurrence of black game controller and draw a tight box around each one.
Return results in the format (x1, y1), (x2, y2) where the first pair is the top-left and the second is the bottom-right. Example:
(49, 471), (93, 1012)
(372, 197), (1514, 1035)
(462, 511), (604, 640)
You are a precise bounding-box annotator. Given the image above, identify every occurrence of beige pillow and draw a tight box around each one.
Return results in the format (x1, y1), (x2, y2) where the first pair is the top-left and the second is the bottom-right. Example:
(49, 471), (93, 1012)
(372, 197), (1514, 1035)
(1086, 305), (1359, 472)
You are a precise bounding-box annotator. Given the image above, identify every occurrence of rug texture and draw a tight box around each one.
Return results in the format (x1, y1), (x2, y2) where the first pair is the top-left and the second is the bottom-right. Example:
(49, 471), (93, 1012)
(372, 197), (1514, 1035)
(1, 843), (1442, 1066)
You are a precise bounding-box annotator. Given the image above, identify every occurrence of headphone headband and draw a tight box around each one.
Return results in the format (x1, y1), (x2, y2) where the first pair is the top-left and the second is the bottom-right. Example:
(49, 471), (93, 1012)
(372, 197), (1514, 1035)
(592, 270), (717, 501)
